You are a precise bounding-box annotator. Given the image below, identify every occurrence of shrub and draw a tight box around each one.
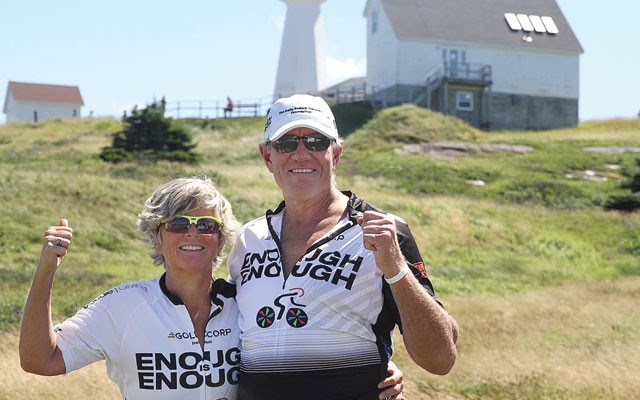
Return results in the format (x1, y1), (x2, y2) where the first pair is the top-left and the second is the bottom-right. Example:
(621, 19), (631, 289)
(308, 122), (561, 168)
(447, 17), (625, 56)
(99, 102), (200, 164)
(621, 159), (640, 192)
(98, 147), (133, 163)
(496, 180), (592, 210)
(604, 194), (640, 212)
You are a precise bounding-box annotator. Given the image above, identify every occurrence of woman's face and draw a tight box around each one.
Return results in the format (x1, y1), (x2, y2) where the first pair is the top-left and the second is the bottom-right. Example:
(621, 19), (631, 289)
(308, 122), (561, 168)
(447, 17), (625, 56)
(156, 207), (221, 274)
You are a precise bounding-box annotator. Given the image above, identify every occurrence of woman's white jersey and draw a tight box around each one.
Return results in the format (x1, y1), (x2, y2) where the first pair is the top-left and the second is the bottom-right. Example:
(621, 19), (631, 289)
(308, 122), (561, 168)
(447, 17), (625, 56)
(54, 274), (240, 400)
(227, 192), (439, 399)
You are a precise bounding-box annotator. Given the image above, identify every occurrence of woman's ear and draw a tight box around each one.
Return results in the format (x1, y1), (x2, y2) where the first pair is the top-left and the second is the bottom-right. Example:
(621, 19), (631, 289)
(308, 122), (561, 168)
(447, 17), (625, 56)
(154, 231), (163, 254)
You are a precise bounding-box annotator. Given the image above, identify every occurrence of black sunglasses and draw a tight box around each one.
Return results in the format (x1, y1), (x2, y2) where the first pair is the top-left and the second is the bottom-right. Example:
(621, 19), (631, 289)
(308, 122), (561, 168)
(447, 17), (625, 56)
(163, 215), (224, 234)
(270, 133), (333, 153)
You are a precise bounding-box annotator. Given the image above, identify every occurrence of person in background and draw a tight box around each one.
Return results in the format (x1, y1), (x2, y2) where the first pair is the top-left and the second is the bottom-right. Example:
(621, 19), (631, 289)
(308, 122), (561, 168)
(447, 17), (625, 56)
(19, 176), (405, 399)
(228, 94), (459, 399)
(224, 96), (234, 118)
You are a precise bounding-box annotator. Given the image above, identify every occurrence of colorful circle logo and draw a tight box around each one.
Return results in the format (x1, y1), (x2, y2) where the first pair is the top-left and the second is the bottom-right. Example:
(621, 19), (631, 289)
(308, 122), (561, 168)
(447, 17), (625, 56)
(256, 306), (275, 328)
(286, 308), (308, 328)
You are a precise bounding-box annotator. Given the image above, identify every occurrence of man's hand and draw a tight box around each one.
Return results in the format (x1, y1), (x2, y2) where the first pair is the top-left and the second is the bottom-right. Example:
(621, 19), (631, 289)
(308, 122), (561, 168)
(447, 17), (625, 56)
(358, 211), (405, 278)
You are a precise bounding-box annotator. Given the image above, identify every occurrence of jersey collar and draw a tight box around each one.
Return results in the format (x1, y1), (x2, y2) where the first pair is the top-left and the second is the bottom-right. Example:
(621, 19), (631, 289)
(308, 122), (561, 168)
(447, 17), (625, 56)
(159, 272), (217, 306)
(264, 191), (364, 257)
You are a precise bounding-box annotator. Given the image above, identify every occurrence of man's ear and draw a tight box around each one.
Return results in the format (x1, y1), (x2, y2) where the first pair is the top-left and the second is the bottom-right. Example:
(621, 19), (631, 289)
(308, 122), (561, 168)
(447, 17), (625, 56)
(259, 143), (274, 173)
(332, 143), (343, 166)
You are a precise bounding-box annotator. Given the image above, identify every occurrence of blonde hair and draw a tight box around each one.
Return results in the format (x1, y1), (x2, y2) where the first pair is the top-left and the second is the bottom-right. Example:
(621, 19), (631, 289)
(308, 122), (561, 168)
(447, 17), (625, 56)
(137, 176), (240, 269)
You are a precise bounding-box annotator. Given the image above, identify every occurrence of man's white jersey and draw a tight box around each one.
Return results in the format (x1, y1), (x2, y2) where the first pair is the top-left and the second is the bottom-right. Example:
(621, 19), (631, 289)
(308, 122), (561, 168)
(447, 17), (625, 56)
(227, 192), (439, 399)
(54, 274), (240, 400)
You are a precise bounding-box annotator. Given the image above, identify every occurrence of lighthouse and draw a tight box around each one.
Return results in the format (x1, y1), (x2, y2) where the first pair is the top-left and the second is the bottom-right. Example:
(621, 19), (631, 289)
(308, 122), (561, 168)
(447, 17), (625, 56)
(273, 0), (327, 99)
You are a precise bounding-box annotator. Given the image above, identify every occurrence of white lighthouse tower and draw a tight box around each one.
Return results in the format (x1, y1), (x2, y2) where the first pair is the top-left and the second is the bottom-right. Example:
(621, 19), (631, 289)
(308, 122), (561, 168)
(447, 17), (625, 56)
(273, 0), (327, 99)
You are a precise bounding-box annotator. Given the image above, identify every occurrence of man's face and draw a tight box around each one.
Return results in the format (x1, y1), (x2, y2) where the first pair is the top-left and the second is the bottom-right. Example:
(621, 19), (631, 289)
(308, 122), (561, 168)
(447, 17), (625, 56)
(259, 127), (341, 200)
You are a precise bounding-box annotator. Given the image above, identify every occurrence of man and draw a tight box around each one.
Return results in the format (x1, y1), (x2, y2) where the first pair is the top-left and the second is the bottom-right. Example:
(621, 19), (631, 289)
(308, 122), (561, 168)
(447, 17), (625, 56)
(228, 94), (458, 399)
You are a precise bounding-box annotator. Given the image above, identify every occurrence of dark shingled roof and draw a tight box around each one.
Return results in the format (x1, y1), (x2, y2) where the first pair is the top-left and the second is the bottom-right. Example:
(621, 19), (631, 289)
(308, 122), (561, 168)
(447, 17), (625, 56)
(376, 0), (583, 53)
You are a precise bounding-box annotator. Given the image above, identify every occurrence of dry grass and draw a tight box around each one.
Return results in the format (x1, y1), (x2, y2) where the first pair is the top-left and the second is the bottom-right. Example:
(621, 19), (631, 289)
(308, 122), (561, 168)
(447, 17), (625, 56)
(0, 117), (115, 151)
(394, 277), (640, 399)
(484, 118), (640, 145)
(3, 277), (638, 399)
(2, 115), (639, 399)
(0, 333), (119, 399)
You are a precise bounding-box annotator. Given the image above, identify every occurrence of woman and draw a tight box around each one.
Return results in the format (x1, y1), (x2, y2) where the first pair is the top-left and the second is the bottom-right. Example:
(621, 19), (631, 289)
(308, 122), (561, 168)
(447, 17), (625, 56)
(19, 176), (404, 399)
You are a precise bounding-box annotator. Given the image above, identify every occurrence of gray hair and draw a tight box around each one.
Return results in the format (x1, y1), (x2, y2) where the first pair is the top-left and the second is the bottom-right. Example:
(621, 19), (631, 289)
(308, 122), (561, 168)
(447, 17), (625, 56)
(137, 176), (241, 269)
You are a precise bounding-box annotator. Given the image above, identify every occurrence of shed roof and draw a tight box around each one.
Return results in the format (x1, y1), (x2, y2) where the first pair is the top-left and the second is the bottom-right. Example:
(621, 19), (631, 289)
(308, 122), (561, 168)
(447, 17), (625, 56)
(4, 81), (84, 112)
(323, 76), (367, 92)
(369, 0), (583, 53)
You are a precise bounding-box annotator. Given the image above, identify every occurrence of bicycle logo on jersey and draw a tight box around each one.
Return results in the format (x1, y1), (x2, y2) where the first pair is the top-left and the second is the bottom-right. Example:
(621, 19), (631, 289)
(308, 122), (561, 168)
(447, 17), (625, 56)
(256, 287), (308, 329)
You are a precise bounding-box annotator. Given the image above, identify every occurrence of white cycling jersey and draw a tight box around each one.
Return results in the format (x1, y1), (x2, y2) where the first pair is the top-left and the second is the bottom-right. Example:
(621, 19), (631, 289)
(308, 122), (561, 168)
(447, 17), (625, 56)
(54, 274), (240, 400)
(227, 192), (439, 399)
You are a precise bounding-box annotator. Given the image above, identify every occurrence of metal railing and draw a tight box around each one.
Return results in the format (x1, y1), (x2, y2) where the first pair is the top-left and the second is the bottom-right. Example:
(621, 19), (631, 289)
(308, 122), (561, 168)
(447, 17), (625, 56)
(443, 62), (492, 83)
(160, 64), (491, 120)
(321, 83), (369, 105)
(163, 97), (272, 119)
(424, 63), (492, 86)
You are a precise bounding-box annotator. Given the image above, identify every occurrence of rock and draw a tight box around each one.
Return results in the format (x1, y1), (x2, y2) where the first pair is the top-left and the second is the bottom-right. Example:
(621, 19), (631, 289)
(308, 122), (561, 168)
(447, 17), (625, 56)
(396, 142), (534, 159)
(583, 146), (640, 154)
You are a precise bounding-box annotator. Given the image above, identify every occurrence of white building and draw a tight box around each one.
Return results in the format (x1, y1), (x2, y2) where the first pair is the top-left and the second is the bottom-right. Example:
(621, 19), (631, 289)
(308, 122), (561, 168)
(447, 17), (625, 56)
(273, 0), (327, 99)
(3, 81), (84, 123)
(362, 0), (583, 130)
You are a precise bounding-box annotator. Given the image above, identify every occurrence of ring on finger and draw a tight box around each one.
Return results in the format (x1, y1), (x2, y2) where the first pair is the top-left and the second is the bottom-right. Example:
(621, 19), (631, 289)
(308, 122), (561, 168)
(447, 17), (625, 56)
(55, 238), (63, 246)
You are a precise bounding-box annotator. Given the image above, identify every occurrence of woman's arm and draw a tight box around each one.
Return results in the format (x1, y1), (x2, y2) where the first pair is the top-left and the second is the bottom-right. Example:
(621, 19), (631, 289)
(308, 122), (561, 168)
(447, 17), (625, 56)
(19, 219), (73, 376)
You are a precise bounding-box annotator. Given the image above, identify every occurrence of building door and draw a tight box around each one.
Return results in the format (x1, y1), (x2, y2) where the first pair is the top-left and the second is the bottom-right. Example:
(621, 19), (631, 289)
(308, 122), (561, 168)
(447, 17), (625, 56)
(449, 50), (458, 78)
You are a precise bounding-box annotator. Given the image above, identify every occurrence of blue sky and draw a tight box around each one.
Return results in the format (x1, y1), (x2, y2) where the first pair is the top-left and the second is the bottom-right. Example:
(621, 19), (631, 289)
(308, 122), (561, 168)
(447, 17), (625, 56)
(1, 0), (638, 124)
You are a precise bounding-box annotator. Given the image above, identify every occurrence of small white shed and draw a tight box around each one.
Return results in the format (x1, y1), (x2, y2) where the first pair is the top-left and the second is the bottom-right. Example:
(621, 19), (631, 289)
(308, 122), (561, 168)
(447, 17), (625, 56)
(3, 81), (84, 123)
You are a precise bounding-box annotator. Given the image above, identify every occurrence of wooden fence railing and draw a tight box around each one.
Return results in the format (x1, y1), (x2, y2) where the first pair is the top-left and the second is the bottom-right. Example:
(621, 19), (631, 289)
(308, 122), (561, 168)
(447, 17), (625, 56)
(163, 97), (272, 119)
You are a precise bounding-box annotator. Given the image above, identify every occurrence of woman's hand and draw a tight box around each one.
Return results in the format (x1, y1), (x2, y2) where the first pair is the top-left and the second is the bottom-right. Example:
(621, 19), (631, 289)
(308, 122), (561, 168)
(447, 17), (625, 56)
(40, 218), (73, 271)
(377, 360), (405, 399)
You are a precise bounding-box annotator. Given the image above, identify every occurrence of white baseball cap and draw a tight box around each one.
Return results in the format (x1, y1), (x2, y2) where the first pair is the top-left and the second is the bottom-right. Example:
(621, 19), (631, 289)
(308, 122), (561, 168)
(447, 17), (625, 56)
(263, 94), (339, 142)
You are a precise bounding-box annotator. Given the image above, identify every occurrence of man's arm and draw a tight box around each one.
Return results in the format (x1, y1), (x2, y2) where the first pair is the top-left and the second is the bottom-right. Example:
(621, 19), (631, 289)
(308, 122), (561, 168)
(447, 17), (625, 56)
(360, 211), (458, 375)
(385, 269), (458, 374)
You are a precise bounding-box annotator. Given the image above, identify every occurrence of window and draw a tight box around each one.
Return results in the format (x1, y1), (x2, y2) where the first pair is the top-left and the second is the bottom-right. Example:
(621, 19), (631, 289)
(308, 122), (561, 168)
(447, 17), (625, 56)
(511, 95), (522, 106)
(456, 91), (473, 111)
(372, 11), (378, 34)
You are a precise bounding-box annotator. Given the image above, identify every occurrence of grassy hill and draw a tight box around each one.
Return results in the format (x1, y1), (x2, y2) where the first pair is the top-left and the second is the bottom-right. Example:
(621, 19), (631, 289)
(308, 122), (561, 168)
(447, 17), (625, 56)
(1, 109), (639, 399)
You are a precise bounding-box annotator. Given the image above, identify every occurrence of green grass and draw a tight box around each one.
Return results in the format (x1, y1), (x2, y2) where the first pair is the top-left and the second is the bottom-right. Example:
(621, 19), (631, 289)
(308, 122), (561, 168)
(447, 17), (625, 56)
(344, 105), (640, 210)
(2, 111), (639, 323)
(1, 109), (640, 398)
